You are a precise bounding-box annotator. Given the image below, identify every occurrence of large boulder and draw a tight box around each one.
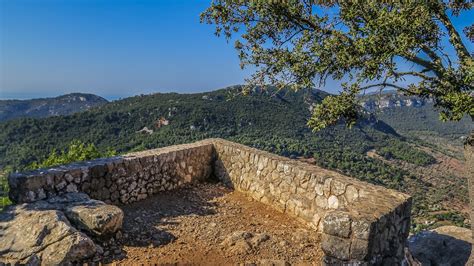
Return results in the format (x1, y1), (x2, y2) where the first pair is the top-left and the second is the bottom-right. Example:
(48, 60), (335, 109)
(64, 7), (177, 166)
(407, 225), (471, 265)
(65, 202), (123, 236)
(0, 193), (123, 264)
(0, 204), (96, 264)
(39, 192), (123, 236)
(39, 193), (123, 236)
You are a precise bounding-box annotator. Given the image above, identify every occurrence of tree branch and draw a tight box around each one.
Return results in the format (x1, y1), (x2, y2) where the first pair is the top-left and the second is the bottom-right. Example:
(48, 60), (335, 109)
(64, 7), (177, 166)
(435, 6), (471, 63)
(360, 82), (407, 91)
(421, 46), (445, 69)
(400, 54), (443, 77)
(277, 29), (305, 48)
(392, 70), (436, 81)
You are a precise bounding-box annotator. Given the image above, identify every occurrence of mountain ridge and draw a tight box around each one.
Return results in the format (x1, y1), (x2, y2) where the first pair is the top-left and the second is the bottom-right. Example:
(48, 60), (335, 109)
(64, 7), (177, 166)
(0, 93), (108, 121)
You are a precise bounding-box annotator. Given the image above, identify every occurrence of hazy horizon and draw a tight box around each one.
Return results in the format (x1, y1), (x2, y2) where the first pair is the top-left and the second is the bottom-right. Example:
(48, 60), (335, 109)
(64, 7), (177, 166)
(0, 83), (248, 101)
(1, 0), (472, 100)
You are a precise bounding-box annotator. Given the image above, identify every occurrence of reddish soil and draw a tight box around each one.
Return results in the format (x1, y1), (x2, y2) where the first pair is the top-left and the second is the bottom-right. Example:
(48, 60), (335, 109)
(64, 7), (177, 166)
(367, 146), (469, 219)
(106, 183), (323, 265)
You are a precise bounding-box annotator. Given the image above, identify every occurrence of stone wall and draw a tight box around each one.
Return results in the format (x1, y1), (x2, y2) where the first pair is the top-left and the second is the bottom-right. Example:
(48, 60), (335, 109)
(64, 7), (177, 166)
(212, 139), (411, 265)
(9, 142), (214, 204)
(8, 138), (411, 265)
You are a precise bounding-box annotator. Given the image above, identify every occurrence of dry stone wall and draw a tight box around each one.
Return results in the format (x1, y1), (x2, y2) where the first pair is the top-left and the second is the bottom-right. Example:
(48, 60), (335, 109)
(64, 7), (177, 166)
(212, 139), (411, 265)
(8, 138), (411, 265)
(9, 142), (214, 204)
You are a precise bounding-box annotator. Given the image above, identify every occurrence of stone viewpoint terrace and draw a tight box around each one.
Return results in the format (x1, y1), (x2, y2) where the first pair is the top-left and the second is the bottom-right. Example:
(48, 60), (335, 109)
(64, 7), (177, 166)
(2, 139), (411, 265)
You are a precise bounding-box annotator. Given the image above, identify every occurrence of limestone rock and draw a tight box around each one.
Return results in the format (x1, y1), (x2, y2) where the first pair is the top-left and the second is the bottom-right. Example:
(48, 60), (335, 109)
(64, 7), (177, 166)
(65, 203), (123, 237)
(323, 211), (352, 238)
(0, 204), (96, 265)
(408, 226), (471, 266)
(37, 233), (97, 265)
(321, 234), (351, 261)
(46, 193), (124, 236)
(221, 231), (271, 255)
(221, 231), (254, 247)
(250, 233), (270, 247)
(0, 192), (123, 264)
(228, 239), (252, 255)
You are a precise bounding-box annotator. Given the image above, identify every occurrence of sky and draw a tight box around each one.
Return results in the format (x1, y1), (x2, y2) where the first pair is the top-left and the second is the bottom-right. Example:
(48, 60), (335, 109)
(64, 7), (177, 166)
(0, 0), (472, 100)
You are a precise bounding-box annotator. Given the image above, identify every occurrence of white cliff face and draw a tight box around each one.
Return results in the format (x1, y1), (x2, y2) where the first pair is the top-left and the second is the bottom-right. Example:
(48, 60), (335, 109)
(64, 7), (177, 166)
(360, 93), (428, 112)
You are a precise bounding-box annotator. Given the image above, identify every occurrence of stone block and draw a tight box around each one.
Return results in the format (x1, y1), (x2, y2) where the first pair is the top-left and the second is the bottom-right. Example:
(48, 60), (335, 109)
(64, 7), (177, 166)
(321, 234), (351, 261)
(345, 185), (359, 203)
(315, 195), (328, 209)
(331, 179), (347, 196)
(90, 164), (107, 178)
(315, 183), (324, 196)
(352, 219), (372, 240)
(323, 211), (352, 238)
(350, 238), (369, 260)
(327, 195), (339, 209)
(323, 178), (332, 196)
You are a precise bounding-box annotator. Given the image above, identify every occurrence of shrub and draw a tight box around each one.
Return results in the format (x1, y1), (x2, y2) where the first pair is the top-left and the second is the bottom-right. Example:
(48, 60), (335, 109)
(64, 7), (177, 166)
(0, 167), (12, 211)
(28, 140), (116, 170)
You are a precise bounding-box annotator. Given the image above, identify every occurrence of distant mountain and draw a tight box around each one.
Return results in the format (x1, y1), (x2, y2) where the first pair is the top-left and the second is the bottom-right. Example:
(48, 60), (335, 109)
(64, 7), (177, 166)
(359, 91), (472, 141)
(0, 93), (108, 121)
(360, 91), (431, 111)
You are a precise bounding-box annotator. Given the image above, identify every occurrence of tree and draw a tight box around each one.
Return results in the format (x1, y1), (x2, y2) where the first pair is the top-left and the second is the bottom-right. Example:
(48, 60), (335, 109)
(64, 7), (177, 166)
(28, 140), (116, 170)
(202, 1), (474, 263)
(201, 1), (473, 131)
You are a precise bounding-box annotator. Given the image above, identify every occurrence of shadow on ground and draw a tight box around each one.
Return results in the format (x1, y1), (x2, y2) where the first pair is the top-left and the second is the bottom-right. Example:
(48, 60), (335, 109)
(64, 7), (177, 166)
(101, 182), (226, 262)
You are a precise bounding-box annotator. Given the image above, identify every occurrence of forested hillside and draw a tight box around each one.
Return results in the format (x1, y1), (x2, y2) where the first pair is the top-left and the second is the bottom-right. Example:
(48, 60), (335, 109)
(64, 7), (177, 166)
(0, 86), (470, 230)
(361, 91), (472, 141)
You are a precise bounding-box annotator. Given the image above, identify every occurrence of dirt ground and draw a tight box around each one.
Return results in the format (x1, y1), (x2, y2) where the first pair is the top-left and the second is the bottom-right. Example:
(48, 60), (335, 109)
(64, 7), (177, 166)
(101, 182), (323, 265)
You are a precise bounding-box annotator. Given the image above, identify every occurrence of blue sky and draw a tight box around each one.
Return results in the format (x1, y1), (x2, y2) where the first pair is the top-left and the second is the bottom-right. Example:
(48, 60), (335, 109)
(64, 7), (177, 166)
(0, 0), (472, 100)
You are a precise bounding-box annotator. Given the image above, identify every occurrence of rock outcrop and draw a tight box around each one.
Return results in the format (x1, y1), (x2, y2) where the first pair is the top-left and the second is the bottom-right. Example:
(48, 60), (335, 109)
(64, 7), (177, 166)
(407, 225), (471, 265)
(0, 193), (122, 264)
(359, 92), (431, 112)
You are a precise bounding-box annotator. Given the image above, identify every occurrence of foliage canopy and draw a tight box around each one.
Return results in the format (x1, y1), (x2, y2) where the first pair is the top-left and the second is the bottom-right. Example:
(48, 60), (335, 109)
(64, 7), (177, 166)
(201, 0), (473, 130)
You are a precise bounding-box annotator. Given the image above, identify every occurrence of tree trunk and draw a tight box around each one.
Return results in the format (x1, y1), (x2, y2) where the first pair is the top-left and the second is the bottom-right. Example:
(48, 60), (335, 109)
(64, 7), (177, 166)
(466, 133), (474, 265)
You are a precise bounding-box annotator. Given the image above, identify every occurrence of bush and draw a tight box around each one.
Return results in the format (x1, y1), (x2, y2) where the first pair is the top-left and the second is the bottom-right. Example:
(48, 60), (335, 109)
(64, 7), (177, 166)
(28, 140), (116, 170)
(0, 167), (12, 211)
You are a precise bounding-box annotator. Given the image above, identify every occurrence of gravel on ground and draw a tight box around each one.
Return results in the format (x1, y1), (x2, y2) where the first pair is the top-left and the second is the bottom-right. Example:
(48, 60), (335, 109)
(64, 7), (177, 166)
(100, 182), (323, 265)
